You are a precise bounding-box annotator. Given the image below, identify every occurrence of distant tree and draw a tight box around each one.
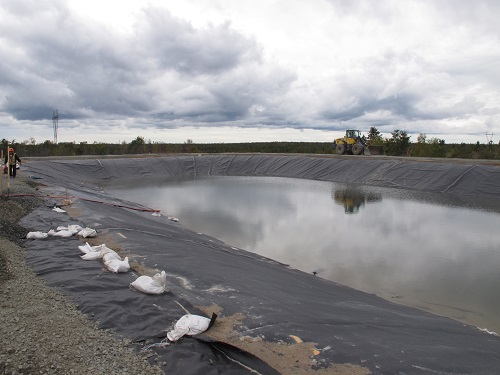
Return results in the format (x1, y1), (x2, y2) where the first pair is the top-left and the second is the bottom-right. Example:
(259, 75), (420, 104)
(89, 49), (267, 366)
(5, 137), (497, 159)
(366, 127), (384, 145)
(412, 133), (427, 157)
(128, 136), (146, 154)
(130, 136), (145, 146)
(384, 129), (411, 156)
(417, 133), (426, 144)
(183, 139), (198, 153)
(427, 137), (446, 157)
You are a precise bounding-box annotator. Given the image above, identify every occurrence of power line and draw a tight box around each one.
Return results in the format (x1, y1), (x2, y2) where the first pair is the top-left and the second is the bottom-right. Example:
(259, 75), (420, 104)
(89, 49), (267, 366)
(485, 132), (494, 144)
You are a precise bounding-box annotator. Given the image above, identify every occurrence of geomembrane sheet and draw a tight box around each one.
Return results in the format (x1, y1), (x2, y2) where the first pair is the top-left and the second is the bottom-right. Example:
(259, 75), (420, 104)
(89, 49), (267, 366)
(18, 155), (500, 374)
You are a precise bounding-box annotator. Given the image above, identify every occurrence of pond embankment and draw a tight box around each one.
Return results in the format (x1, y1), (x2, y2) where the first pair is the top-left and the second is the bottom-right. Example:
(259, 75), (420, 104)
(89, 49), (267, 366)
(2, 154), (500, 375)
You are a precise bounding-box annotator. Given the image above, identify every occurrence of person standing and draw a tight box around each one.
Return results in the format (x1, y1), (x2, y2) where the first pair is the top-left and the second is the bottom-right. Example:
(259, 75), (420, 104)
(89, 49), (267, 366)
(4, 147), (21, 178)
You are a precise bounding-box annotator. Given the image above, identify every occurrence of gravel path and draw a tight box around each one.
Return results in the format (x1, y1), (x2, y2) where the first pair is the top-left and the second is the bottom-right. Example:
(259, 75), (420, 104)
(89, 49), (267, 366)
(0, 175), (164, 375)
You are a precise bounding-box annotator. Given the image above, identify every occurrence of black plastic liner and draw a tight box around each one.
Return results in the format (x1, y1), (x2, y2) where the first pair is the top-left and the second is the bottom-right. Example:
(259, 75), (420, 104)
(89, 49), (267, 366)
(23, 155), (500, 199)
(19, 155), (500, 374)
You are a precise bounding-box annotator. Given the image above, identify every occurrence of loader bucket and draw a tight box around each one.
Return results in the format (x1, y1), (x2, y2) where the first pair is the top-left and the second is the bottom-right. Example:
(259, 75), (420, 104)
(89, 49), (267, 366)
(367, 146), (385, 155)
(363, 147), (371, 156)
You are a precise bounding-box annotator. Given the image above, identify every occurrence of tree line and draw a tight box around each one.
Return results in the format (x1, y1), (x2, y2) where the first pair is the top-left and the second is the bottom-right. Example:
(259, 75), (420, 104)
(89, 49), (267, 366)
(2, 127), (499, 160)
(364, 127), (499, 159)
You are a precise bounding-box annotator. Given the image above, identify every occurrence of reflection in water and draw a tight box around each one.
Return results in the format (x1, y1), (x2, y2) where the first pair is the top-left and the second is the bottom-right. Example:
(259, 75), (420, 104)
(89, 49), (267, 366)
(333, 186), (382, 214)
(108, 176), (500, 334)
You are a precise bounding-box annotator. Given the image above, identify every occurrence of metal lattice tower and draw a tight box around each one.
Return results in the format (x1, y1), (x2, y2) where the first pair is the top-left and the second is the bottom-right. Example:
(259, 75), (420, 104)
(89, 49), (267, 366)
(486, 132), (494, 144)
(52, 109), (59, 144)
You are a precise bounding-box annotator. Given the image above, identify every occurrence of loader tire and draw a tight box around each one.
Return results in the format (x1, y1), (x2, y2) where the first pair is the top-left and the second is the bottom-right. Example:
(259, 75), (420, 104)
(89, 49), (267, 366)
(336, 144), (346, 155)
(352, 143), (364, 155)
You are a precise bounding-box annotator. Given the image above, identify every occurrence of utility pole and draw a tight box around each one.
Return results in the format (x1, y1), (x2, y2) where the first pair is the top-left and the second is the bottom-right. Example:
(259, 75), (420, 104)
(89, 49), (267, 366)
(52, 109), (59, 144)
(485, 132), (494, 145)
(0, 148), (3, 194)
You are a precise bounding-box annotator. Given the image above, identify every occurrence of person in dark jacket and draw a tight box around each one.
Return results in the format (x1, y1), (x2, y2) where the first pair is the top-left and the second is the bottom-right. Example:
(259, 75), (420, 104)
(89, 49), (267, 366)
(4, 147), (21, 178)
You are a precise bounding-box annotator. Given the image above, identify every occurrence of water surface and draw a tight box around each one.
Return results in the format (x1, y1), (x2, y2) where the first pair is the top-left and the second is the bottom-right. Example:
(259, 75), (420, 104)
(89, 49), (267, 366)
(108, 176), (500, 333)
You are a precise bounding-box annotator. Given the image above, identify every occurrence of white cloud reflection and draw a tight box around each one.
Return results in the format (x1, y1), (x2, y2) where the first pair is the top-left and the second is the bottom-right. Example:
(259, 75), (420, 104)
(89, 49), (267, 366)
(108, 176), (500, 331)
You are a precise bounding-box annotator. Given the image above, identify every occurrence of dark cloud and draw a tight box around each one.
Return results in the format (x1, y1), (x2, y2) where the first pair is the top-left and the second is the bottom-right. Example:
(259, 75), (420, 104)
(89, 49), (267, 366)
(135, 7), (262, 75)
(321, 93), (431, 123)
(0, 0), (498, 142)
(0, 0), (294, 124)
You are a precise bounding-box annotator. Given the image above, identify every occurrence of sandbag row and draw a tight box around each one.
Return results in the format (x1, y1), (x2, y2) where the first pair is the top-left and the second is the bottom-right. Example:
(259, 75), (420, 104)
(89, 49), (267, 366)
(26, 224), (97, 239)
(24, 204), (210, 342)
(78, 242), (168, 294)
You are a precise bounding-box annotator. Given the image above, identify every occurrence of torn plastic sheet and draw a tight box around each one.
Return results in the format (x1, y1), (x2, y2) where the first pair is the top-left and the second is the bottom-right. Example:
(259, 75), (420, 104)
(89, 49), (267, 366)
(20, 155), (500, 374)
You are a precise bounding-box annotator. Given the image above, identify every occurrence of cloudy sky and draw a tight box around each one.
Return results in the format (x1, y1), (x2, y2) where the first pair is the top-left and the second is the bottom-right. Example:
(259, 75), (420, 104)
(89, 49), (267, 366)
(1, 0), (499, 145)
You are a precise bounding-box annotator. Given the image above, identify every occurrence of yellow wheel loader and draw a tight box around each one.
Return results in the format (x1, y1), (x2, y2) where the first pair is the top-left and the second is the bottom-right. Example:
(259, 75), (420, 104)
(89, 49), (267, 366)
(334, 129), (371, 155)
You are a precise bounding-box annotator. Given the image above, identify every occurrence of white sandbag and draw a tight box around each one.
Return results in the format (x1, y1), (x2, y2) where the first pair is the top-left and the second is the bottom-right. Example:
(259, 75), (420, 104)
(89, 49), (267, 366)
(166, 314), (211, 342)
(68, 225), (83, 234)
(81, 251), (101, 260)
(52, 207), (66, 213)
(96, 246), (115, 258)
(92, 244), (112, 252)
(26, 231), (48, 240)
(56, 225), (82, 234)
(104, 256), (130, 273)
(48, 229), (74, 238)
(78, 227), (97, 238)
(79, 243), (115, 261)
(130, 271), (167, 295)
(79, 243), (114, 256)
(102, 251), (121, 263)
(78, 242), (94, 254)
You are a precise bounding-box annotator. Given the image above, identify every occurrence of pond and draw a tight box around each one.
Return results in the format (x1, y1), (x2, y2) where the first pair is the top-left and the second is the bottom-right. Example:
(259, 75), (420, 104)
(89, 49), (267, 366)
(107, 176), (500, 334)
